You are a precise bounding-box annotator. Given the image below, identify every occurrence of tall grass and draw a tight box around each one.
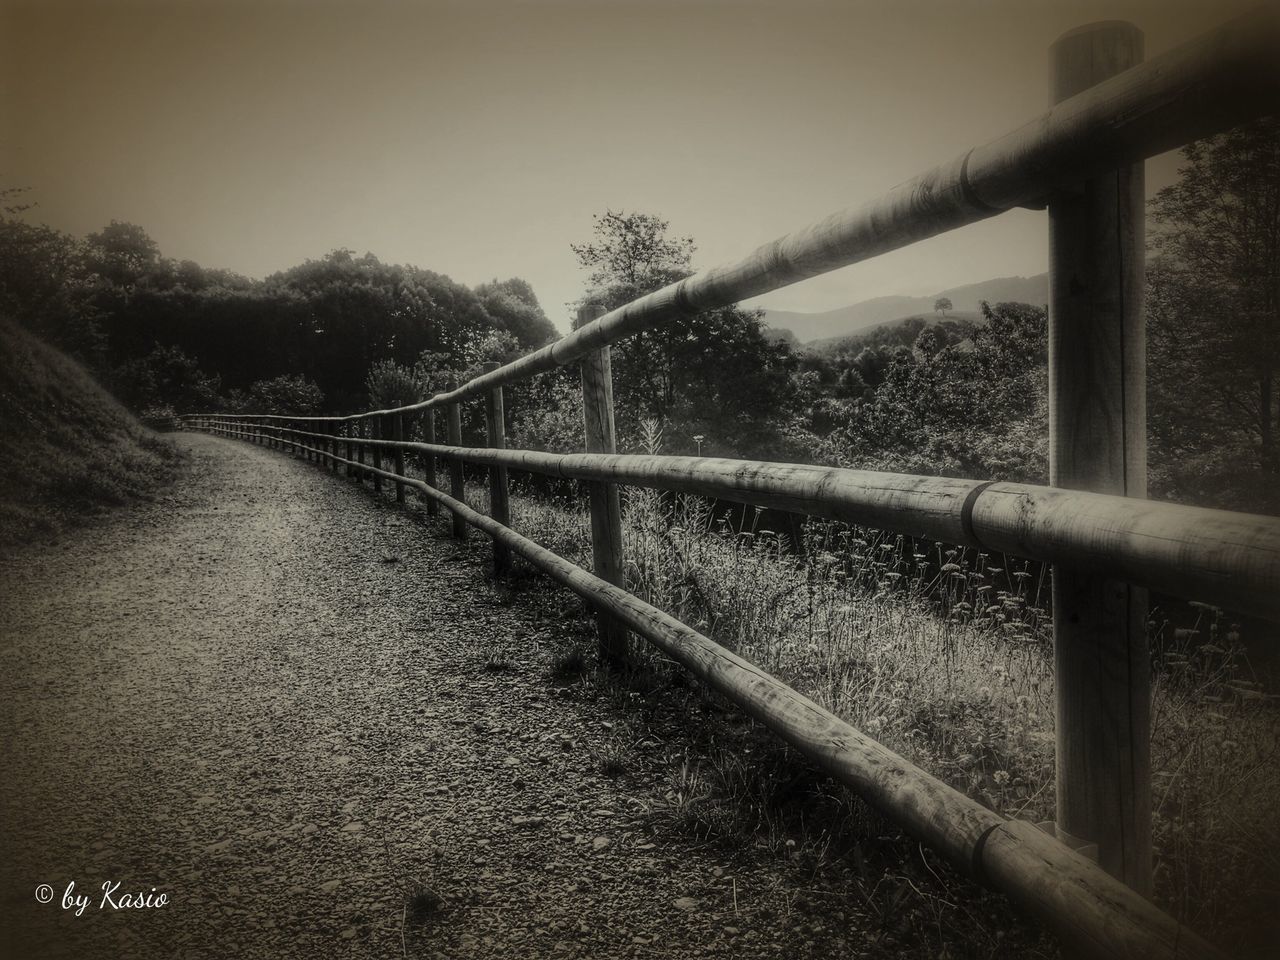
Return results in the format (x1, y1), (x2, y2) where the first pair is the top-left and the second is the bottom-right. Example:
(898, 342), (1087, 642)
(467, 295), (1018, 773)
(0, 316), (182, 548)
(466, 421), (1279, 953)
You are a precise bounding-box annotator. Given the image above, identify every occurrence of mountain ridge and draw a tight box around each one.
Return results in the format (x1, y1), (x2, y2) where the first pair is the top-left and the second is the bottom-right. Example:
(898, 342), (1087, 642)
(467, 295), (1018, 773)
(760, 273), (1048, 344)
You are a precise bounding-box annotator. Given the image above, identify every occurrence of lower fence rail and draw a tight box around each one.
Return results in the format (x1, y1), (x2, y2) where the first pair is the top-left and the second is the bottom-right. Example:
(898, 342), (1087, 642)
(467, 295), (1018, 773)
(190, 417), (1226, 960)
(217, 419), (1280, 623)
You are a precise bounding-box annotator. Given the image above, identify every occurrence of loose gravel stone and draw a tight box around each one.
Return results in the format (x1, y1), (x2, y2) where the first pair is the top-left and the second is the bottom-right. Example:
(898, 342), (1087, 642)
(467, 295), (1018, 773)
(0, 433), (884, 959)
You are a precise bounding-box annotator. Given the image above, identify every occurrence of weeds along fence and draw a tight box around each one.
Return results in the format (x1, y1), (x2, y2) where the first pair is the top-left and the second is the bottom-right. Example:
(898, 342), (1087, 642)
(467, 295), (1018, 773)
(183, 12), (1280, 960)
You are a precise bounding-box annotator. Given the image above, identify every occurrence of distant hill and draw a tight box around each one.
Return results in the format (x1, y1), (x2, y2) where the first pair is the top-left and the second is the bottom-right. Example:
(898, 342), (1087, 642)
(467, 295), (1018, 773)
(760, 273), (1048, 345)
(0, 317), (181, 547)
(806, 311), (983, 356)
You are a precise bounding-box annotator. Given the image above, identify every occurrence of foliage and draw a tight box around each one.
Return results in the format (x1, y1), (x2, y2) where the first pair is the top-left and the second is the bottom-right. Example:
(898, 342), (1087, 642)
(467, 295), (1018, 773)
(819, 301), (1048, 482)
(0, 315), (180, 547)
(0, 214), (104, 360)
(111, 345), (222, 414)
(500, 476), (1277, 957)
(0, 201), (557, 418)
(572, 209), (807, 459)
(473, 278), (557, 347)
(571, 210), (694, 292)
(1148, 118), (1280, 511)
(246, 374), (323, 415)
(84, 220), (161, 289)
(507, 372), (585, 454)
(365, 359), (427, 410)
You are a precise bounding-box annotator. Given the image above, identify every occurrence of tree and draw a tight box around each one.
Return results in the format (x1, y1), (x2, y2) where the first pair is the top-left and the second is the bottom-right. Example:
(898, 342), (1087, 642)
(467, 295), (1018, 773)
(570, 210), (806, 457)
(934, 296), (953, 317)
(0, 216), (103, 358)
(263, 249), (492, 409)
(1149, 119), (1280, 491)
(365, 359), (425, 410)
(85, 220), (161, 289)
(821, 301), (1048, 482)
(508, 374), (584, 454)
(571, 210), (694, 295)
(248, 374), (323, 414)
(473, 278), (557, 347)
(111, 344), (221, 414)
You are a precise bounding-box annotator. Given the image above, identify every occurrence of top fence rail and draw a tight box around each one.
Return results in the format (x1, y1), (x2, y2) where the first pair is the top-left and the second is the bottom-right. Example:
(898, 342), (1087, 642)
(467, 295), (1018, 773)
(180, 10), (1280, 957)
(215, 6), (1280, 424)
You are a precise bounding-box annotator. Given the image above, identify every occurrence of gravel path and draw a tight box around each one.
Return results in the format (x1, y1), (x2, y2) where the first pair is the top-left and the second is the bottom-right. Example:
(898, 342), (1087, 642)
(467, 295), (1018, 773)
(0, 433), (879, 960)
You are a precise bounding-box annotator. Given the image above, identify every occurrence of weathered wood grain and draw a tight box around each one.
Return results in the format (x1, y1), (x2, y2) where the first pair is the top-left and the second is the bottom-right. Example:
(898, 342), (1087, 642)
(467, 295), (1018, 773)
(979, 818), (1220, 959)
(371, 417), (384, 492)
(356, 420), (366, 480)
(578, 306), (628, 665)
(1048, 20), (1150, 894)
(446, 397), (467, 540)
(282, 438), (1223, 960)
(482, 362), (511, 574)
(248, 423), (1280, 622)
(392, 414), (406, 502)
(423, 410), (439, 518)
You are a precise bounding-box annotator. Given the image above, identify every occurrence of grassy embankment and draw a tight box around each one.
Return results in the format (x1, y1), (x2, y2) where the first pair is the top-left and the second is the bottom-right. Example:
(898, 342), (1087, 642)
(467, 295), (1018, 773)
(0, 317), (182, 549)
(454, 440), (1278, 956)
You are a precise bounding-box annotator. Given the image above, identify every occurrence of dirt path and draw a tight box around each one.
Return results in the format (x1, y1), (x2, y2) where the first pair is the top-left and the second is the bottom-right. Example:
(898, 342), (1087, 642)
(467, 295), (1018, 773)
(0, 433), (876, 960)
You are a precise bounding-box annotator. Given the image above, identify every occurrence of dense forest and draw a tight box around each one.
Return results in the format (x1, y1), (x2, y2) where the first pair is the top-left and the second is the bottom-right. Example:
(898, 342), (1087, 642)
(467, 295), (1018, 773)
(1, 119), (1275, 515)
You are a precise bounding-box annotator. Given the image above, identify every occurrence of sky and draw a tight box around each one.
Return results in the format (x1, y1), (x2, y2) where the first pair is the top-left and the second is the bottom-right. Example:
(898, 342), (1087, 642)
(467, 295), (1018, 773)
(0, 0), (1258, 332)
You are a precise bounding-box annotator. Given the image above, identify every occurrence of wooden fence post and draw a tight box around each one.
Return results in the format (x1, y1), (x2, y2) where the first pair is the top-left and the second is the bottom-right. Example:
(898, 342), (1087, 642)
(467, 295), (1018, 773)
(423, 408), (439, 517)
(577, 303), (628, 666)
(1048, 21), (1150, 895)
(372, 415), (384, 492)
(344, 422), (354, 477)
(393, 412), (406, 503)
(446, 385), (467, 540)
(482, 361), (512, 574)
(356, 419), (367, 482)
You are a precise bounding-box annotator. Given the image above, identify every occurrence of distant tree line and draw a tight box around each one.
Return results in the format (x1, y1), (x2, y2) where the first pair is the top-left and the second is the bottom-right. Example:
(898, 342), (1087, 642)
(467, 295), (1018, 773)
(1, 118), (1273, 514)
(0, 202), (557, 417)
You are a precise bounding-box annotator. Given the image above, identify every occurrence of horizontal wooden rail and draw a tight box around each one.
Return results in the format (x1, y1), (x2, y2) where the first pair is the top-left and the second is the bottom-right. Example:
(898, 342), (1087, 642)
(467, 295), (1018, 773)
(176, 8), (1280, 939)
(193, 5), (1280, 424)
(218, 427), (1220, 960)
(225, 421), (1280, 623)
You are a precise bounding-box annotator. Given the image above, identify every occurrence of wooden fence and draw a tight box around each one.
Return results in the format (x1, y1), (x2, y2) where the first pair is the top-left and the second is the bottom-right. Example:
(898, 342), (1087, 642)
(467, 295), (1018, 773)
(182, 11), (1280, 959)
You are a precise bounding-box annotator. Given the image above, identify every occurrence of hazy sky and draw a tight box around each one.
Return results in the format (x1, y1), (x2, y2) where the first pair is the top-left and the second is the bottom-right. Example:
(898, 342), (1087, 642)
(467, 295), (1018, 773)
(0, 0), (1256, 331)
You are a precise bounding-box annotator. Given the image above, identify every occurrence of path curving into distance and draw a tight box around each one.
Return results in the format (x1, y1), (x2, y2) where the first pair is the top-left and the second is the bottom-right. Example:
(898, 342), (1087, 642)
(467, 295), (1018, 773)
(0, 432), (896, 960)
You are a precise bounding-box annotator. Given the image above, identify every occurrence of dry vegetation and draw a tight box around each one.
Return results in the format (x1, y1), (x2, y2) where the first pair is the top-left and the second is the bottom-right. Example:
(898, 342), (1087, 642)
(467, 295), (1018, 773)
(456, 420), (1280, 956)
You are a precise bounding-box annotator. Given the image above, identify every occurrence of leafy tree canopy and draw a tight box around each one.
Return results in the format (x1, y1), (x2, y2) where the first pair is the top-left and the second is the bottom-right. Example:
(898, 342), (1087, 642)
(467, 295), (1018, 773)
(567, 209), (802, 458)
(1148, 118), (1280, 496)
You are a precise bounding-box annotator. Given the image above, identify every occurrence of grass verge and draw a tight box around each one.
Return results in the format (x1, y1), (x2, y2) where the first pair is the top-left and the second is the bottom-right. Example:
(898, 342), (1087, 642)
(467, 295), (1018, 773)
(0, 316), (182, 549)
